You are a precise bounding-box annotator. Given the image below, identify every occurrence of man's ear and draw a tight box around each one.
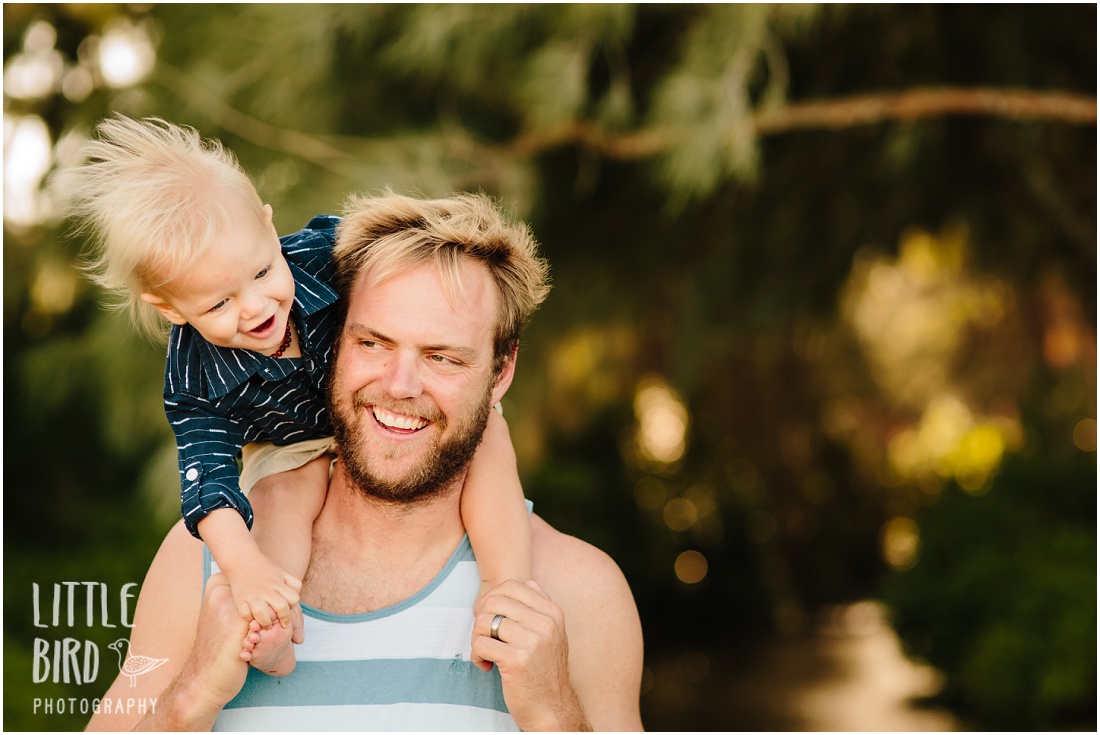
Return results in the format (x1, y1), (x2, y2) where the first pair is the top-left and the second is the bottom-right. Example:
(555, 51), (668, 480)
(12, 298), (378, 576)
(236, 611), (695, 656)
(139, 292), (188, 326)
(490, 342), (519, 406)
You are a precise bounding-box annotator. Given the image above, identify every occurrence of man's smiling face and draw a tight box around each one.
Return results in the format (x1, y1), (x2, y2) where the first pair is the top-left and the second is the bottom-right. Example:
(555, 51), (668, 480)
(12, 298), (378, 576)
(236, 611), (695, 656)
(328, 258), (513, 503)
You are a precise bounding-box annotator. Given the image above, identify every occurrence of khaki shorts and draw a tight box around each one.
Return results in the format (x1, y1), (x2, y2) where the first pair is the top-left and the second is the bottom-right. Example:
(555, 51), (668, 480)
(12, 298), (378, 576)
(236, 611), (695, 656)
(239, 436), (338, 496)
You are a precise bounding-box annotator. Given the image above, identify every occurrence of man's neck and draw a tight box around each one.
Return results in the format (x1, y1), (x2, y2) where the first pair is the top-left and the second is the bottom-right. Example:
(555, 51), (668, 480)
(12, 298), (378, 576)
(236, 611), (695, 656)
(301, 461), (468, 614)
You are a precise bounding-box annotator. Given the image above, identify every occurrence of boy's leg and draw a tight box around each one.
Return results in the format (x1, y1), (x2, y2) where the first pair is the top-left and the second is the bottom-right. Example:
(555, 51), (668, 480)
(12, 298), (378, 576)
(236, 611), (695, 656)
(249, 454), (330, 582)
(240, 450), (331, 676)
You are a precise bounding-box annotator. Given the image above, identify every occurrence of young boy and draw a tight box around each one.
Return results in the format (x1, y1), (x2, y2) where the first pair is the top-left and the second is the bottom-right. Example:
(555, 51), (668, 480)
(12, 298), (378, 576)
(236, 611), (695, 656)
(58, 115), (531, 677)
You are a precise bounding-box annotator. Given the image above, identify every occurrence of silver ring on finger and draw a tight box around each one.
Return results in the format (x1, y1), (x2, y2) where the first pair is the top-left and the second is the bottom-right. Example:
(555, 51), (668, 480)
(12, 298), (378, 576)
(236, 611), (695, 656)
(490, 613), (505, 641)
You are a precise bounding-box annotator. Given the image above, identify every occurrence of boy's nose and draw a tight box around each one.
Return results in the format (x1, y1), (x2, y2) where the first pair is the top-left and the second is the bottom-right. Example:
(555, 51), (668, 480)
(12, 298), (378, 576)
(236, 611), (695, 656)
(239, 289), (266, 320)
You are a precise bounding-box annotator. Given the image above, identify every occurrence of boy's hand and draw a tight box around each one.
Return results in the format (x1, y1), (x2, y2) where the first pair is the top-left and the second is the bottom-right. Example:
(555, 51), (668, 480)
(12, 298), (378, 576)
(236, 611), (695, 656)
(224, 552), (302, 630)
(198, 507), (302, 629)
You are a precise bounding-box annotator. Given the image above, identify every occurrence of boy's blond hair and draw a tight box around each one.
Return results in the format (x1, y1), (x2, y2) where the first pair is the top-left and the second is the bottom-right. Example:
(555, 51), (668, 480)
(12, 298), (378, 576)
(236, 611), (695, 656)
(57, 115), (267, 340)
(333, 191), (551, 371)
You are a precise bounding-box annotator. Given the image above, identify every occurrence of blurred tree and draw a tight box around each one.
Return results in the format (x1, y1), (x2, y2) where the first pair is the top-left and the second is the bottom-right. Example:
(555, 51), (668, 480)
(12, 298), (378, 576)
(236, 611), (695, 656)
(3, 3), (1095, 731)
(883, 450), (1097, 729)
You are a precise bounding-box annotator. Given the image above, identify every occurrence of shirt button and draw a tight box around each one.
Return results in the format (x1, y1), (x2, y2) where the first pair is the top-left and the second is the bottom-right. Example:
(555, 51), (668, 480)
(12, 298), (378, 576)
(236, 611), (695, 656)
(185, 468), (199, 481)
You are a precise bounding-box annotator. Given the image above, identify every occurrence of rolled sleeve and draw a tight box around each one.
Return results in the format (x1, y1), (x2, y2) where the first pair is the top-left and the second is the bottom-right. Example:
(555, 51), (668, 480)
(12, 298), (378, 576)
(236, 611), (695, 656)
(179, 458), (254, 539)
(166, 391), (254, 540)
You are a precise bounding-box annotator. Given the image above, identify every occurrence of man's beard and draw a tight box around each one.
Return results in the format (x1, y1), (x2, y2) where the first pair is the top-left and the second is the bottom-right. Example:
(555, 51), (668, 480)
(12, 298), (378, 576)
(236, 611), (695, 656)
(329, 378), (494, 506)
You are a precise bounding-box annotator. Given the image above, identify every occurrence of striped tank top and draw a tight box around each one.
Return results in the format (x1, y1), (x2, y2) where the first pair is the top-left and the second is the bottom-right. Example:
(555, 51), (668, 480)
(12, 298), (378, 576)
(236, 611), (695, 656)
(203, 536), (519, 731)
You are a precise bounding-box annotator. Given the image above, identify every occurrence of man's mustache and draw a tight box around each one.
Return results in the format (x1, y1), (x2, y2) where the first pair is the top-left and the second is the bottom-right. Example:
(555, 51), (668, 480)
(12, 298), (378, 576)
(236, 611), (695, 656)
(350, 390), (449, 428)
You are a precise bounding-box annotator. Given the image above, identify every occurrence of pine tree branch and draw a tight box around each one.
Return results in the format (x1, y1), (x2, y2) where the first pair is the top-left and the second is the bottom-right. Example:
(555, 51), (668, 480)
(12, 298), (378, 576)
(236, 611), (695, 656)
(513, 87), (1098, 161)
(753, 87), (1098, 133)
(155, 66), (1097, 178)
(153, 63), (354, 177)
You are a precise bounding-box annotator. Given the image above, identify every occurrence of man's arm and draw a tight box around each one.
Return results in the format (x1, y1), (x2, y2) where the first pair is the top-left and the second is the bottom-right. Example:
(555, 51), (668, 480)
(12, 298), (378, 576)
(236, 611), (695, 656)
(472, 514), (645, 731)
(86, 521), (250, 731)
(531, 514), (645, 731)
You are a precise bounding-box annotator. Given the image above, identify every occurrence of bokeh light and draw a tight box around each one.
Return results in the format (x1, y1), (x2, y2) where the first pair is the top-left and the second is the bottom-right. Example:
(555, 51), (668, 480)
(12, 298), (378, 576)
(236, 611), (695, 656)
(31, 261), (78, 316)
(4, 114), (54, 227)
(842, 226), (1009, 412)
(4, 21), (64, 100)
(634, 375), (690, 469)
(61, 65), (95, 103)
(886, 393), (1020, 494)
(837, 228), (1027, 498)
(881, 517), (920, 570)
(674, 550), (708, 584)
(1073, 418), (1097, 452)
(98, 20), (156, 88)
(663, 497), (698, 531)
(23, 19), (58, 53)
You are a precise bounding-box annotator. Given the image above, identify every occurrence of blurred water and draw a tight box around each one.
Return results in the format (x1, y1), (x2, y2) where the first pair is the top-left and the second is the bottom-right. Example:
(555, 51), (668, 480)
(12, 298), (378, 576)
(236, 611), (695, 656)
(641, 601), (961, 732)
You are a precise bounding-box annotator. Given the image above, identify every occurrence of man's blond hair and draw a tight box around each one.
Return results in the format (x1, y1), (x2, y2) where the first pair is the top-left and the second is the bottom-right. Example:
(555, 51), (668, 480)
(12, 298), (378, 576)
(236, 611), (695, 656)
(333, 191), (551, 370)
(56, 115), (267, 340)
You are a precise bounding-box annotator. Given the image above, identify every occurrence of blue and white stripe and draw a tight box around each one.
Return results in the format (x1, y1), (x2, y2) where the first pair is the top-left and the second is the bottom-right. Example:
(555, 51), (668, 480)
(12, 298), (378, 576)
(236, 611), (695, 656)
(205, 537), (519, 732)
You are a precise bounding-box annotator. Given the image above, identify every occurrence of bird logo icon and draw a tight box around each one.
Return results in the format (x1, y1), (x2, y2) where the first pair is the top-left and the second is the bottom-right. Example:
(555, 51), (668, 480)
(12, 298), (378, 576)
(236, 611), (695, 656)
(108, 638), (169, 687)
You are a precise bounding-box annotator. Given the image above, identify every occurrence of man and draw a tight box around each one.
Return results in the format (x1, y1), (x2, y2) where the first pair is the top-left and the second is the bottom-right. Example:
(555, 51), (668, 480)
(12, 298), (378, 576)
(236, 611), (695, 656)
(86, 191), (645, 731)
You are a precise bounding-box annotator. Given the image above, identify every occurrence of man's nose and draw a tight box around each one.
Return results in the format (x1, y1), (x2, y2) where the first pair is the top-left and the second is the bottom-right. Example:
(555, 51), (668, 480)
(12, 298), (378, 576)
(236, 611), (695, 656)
(382, 350), (423, 399)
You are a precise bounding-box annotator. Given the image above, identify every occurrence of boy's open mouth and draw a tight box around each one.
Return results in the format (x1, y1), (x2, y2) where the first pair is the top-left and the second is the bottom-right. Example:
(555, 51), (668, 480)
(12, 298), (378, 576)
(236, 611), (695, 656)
(251, 315), (276, 335)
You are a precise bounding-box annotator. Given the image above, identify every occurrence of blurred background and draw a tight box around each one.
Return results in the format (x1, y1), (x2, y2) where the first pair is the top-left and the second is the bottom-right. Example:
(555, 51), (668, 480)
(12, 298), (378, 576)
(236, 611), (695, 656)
(3, 4), (1096, 732)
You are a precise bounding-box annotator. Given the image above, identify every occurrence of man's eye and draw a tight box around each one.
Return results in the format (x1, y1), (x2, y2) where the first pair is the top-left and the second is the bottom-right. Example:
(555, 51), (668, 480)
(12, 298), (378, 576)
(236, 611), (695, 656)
(429, 354), (457, 365)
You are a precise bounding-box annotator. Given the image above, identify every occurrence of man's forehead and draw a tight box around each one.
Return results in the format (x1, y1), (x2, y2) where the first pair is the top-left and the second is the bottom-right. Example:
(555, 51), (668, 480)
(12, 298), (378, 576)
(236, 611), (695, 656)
(345, 260), (497, 346)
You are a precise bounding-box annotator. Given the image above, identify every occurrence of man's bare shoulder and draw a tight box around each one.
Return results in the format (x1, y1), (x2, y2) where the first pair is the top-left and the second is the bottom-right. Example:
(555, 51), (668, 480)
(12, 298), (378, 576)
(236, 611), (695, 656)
(528, 513), (634, 608)
(528, 513), (645, 731)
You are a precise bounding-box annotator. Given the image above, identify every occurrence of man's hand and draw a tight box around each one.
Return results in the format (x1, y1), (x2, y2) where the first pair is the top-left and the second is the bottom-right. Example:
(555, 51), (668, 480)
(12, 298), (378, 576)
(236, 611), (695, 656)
(471, 580), (591, 732)
(180, 573), (252, 706)
(133, 572), (251, 730)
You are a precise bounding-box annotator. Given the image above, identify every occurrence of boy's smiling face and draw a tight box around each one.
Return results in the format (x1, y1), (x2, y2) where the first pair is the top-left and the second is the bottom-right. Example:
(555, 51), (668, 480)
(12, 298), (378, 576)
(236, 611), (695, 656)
(141, 204), (297, 354)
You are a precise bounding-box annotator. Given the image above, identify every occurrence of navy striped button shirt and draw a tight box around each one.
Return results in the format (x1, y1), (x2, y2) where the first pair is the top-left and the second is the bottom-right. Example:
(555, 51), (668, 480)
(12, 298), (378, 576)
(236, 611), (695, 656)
(164, 216), (340, 539)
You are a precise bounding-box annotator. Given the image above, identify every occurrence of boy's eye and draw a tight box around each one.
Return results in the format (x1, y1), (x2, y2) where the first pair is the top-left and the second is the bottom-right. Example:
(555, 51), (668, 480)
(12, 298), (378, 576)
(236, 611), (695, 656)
(255, 266), (271, 279)
(207, 299), (228, 314)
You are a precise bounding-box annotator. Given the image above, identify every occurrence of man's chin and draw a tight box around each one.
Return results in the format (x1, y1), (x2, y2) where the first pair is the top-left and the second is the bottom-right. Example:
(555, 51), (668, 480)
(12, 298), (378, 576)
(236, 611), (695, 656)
(345, 461), (464, 506)
(365, 460), (434, 490)
(340, 439), (463, 502)
(367, 437), (435, 470)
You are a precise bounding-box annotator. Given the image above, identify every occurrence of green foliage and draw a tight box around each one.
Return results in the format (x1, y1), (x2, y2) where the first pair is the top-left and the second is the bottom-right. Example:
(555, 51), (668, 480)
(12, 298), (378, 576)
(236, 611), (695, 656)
(648, 4), (823, 205)
(883, 453), (1097, 729)
(21, 312), (168, 458)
